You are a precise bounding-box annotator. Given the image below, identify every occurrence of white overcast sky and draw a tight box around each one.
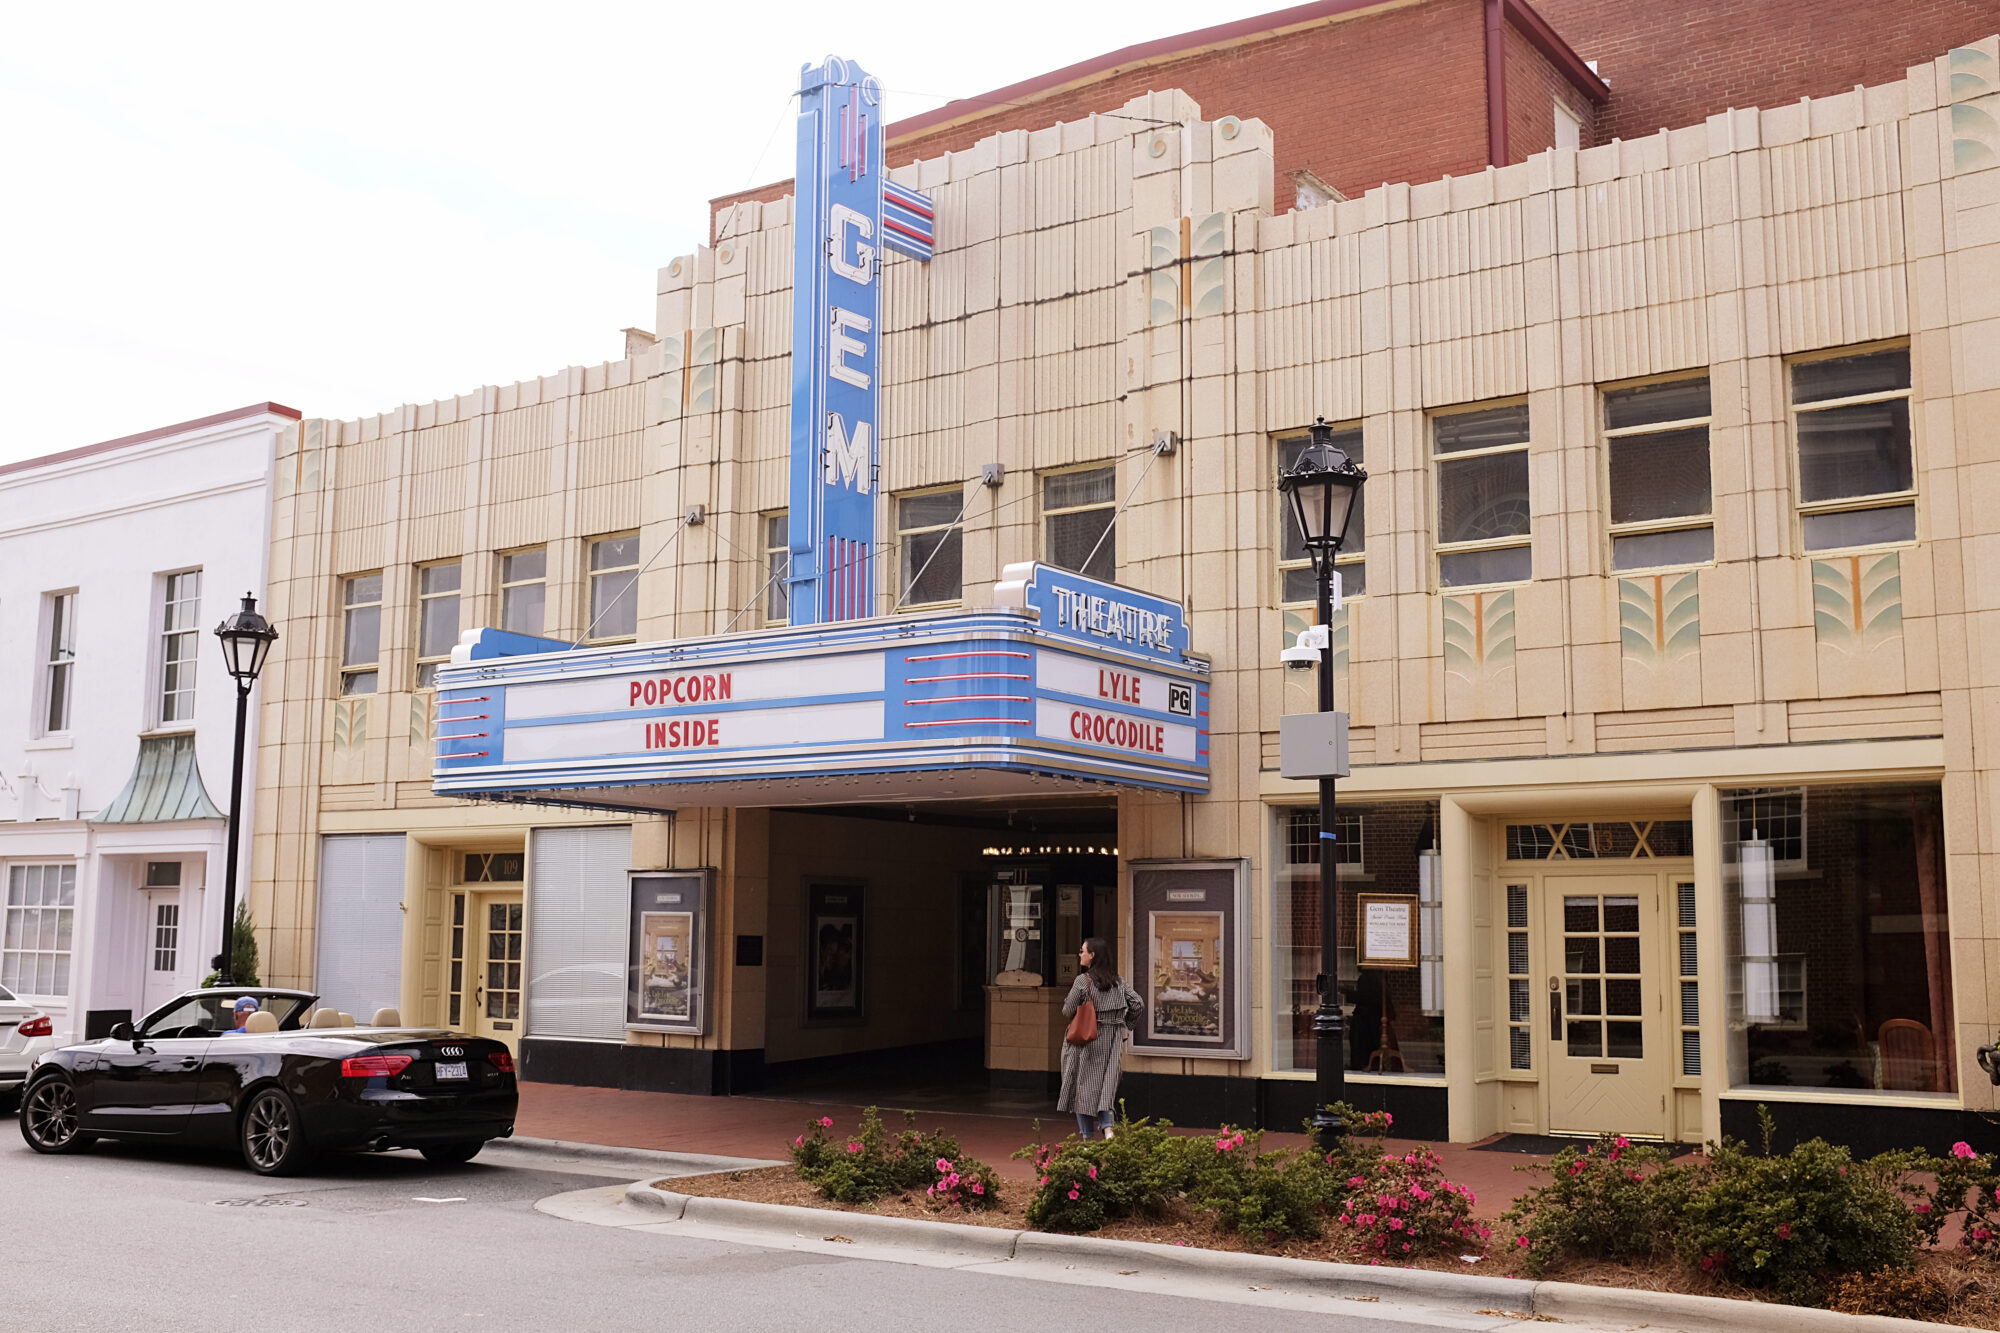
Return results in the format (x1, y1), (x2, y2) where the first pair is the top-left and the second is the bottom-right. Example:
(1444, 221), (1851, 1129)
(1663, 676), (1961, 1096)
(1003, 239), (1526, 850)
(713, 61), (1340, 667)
(0, 1), (1275, 465)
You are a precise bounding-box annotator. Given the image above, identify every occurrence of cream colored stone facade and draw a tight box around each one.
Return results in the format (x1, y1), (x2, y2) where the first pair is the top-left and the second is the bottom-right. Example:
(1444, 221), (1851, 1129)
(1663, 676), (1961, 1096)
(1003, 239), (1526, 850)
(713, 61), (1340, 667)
(255, 36), (2000, 1140)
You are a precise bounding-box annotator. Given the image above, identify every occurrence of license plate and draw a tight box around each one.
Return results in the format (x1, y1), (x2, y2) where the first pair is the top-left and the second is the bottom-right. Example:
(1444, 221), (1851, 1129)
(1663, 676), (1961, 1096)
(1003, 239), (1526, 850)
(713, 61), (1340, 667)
(435, 1061), (468, 1081)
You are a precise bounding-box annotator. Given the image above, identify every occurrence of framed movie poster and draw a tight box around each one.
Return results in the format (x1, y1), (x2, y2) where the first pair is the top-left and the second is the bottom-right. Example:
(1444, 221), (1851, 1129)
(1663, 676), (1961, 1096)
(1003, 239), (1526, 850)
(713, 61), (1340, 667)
(807, 880), (865, 1021)
(626, 870), (711, 1034)
(1127, 860), (1249, 1059)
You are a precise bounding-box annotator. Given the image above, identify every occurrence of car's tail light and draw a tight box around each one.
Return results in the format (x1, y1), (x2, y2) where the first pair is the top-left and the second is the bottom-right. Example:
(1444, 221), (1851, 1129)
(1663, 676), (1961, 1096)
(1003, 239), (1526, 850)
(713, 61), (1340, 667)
(17, 1014), (51, 1039)
(487, 1050), (515, 1074)
(341, 1053), (414, 1078)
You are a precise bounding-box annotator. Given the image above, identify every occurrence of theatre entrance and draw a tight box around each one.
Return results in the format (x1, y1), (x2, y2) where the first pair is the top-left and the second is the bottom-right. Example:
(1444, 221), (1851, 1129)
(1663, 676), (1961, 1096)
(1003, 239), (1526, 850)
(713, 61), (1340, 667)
(750, 800), (1119, 1116)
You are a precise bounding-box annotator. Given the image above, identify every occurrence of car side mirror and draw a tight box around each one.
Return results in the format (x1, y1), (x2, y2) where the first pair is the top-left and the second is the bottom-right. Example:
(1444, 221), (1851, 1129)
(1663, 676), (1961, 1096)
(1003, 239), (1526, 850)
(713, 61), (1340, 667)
(109, 1021), (135, 1043)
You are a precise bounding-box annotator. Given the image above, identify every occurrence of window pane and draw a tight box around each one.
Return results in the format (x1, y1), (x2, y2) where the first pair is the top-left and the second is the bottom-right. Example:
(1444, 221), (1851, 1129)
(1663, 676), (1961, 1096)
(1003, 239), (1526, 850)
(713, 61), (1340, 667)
(590, 535), (639, 572)
(419, 592), (460, 659)
(1609, 427), (1712, 523)
(1281, 566), (1318, 603)
(1802, 503), (1915, 550)
(1046, 508), (1114, 581)
(1042, 467), (1115, 510)
(1797, 398), (1912, 502)
(1606, 1022), (1644, 1058)
(1434, 403), (1530, 454)
(591, 570), (638, 638)
(1438, 451), (1531, 544)
(1603, 897), (1639, 932)
(1567, 1022), (1603, 1057)
(766, 548), (790, 622)
(46, 661), (71, 733)
(1792, 347), (1910, 404)
(1440, 545), (1531, 587)
(899, 491), (963, 530)
(1613, 526), (1714, 570)
(765, 513), (788, 548)
(502, 583), (545, 636)
(342, 604), (380, 667)
(420, 563), (462, 595)
(341, 670), (377, 696)
(344, 574), (382, 607)
(502, 549), (547, 583)
(902, 526), (963, 605)
(1606, 378), (1711, 429)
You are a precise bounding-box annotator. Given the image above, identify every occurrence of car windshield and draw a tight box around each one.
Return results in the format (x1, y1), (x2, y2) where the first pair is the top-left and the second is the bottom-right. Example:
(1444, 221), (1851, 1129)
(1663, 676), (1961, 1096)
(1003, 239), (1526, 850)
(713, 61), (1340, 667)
(140, 993), (313, 1037)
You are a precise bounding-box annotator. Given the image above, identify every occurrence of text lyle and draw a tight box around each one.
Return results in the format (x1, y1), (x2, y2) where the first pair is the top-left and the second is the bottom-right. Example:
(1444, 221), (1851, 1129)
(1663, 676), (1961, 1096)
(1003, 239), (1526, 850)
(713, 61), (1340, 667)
(1097, 669), (1142, 704)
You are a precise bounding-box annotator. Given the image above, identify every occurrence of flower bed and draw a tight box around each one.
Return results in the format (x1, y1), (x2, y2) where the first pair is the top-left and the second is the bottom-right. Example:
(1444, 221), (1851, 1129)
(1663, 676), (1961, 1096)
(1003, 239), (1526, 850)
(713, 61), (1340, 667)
(656, 1104), (2000, 1327)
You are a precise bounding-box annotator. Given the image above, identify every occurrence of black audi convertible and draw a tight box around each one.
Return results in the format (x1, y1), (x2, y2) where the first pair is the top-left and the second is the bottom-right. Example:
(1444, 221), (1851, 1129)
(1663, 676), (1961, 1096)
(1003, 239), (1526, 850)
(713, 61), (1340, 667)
(16, 988), (517, 1176)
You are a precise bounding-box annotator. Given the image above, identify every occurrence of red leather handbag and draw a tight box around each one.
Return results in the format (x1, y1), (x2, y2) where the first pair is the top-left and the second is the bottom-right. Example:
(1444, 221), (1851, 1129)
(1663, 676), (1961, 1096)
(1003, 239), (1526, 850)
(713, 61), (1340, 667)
(1065, 994), (1099, 1046)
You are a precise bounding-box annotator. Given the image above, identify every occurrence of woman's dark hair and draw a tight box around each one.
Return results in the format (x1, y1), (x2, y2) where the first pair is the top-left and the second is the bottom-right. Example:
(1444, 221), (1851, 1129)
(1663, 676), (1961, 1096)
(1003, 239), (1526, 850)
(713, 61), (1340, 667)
(1083, 937), (1119, 991)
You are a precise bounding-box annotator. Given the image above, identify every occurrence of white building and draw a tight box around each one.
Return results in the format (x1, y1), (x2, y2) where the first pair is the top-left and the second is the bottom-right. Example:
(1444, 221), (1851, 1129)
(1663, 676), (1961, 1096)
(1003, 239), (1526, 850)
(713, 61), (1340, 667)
(0, 404), (295, 1043)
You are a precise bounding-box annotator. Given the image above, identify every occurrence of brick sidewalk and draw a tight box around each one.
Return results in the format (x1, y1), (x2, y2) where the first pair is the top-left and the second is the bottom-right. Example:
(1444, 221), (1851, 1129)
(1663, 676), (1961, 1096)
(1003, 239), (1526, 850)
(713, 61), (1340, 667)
(514, 1080), (1555, 1218)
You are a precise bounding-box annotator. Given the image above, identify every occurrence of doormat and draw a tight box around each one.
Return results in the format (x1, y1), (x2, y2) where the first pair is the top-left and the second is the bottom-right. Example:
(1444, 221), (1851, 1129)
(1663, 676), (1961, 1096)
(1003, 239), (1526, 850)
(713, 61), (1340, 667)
(1473, 1133), (1698, 1157)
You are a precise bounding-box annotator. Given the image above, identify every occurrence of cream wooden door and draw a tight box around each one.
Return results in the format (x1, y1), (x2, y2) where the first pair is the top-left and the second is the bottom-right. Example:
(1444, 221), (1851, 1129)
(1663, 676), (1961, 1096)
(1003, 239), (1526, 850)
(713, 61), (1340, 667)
(1544, 874), (1670, 1138)
(472, 892), (524, 1053)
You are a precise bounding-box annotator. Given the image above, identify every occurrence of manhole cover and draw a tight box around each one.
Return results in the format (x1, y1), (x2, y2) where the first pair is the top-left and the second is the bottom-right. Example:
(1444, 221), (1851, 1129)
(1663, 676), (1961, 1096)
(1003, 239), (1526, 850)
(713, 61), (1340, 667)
(209, 1196), (308, 1208)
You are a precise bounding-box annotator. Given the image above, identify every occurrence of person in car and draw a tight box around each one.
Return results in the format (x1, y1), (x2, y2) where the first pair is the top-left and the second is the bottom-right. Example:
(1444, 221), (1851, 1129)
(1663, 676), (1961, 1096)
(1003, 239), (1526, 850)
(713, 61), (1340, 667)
(224, 997), (259, 1033)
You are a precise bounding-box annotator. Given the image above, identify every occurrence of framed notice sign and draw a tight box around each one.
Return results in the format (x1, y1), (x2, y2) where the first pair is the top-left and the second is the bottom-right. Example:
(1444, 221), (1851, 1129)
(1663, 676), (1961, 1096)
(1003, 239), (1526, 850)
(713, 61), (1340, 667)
(1357, 893), (1419, 969)
(807, 880), (865, 1022)
(627, 870), (712, 1034)
(1127, 860), (1249, 1060)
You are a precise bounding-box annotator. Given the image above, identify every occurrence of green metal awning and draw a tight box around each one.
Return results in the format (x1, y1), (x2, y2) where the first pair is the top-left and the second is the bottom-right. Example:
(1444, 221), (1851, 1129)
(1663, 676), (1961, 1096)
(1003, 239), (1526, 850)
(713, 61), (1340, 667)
(92, 733), (226, 824)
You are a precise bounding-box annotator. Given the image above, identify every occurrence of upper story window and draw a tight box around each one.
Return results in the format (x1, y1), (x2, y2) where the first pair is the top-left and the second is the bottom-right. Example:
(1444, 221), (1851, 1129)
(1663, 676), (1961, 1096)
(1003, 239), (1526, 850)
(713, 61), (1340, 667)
(897, 489), (964, 608)
(763, 513), (790, 626)
(1604, 376), (1714, 571)
(415, 562), (461, 691)
(1278, 425), (1366, 603)
(158, 570), (202, 726)
(499, 548), (546, 636)
(1433, 401), (1532, 587)
(340, 573), (382, 696)
(1791, 345), (1914, 551)
(1554, 100), (1582, 152)
(587, 534), (640, 642)
(41, 592), (77, 734)
(1043, 465), (1117, 582)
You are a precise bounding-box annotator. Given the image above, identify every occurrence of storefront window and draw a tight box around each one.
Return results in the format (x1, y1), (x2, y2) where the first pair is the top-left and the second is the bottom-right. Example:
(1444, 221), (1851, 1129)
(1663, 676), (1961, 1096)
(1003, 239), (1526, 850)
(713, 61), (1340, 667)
(1723, 782), (1954, 1094)
(1271, 801), (1444, 1077)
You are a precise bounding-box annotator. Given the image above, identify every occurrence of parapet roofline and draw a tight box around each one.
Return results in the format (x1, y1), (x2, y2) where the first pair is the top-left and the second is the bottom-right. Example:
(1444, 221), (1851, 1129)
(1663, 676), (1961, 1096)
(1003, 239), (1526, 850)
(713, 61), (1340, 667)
(0, 402), (301, 480)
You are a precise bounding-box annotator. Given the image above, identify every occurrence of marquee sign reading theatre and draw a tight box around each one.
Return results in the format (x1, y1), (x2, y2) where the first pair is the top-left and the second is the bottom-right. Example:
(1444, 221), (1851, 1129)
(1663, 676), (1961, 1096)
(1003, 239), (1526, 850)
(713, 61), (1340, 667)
(432, 57), (1209, 810)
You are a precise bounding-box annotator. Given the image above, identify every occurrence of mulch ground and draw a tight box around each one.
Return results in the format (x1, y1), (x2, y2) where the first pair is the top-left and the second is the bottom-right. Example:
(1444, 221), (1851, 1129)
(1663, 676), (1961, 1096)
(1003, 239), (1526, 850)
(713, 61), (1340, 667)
(661, 1165), (2000, 1327)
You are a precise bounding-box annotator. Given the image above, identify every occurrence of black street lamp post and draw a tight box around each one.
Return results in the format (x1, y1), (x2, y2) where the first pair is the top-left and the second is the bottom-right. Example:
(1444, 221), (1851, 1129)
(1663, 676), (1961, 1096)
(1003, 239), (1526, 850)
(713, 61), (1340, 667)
(1277, 418), (1368, 1153)
(212, 593), (279, 988)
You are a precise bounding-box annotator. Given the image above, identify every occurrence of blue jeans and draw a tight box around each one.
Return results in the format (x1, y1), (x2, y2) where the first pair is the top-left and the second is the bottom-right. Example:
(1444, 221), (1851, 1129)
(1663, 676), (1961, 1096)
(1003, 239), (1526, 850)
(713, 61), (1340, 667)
(1075, 1110), (1113, 1138)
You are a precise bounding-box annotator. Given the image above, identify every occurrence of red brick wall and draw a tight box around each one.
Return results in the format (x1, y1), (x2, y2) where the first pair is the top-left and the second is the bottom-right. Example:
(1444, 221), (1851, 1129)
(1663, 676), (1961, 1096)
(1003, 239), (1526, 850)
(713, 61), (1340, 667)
(713, 0), (1496, 233)
(1503, 17), (1598, 162)
(1533, 0), (1998, 143)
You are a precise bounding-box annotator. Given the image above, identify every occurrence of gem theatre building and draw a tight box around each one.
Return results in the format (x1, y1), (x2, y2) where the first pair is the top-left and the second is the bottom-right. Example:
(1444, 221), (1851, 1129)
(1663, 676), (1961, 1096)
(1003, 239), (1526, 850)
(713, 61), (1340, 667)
(249, 14), (2000, 1150)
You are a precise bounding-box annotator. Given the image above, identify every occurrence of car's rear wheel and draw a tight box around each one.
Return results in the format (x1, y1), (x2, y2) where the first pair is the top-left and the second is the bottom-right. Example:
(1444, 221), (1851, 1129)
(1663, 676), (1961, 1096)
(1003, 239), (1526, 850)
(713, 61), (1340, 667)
(419, 1139), (485, 1165)
(19, 1077), (91, 1154)
(240, 1088), (313, 1176)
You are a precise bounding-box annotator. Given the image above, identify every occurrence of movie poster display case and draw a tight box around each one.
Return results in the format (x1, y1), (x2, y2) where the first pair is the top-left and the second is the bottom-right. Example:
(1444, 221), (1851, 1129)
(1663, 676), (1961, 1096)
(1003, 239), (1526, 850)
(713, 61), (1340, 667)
(1126, 859), (1250, 1059)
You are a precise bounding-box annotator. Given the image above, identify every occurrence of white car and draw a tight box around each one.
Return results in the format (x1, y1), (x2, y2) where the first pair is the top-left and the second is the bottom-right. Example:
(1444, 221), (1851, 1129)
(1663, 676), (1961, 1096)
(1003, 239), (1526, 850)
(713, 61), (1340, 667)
(0, 985), (56, 1112)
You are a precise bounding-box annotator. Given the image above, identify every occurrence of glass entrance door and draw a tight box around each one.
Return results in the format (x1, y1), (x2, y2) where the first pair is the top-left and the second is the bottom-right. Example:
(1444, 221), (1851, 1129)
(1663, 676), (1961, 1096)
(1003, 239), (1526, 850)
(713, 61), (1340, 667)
(472, 892), (524, 1053)
(1544, 874), (1669, 1138)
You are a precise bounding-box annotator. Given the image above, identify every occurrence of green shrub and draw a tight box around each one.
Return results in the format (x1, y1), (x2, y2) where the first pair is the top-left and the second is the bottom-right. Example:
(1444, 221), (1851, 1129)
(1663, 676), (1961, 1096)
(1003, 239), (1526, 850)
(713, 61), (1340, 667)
(1185, 1126), (1330, 1241)
(1319, 1105), (1396, 1183)
(1335, 1144), (1489, 1260)
(1014, 1112), (1200, 1232)
(1674, 1109), (1921, 1304)
(1501, 1134), (1695, 1276)
(790, 1107), (993, 1205)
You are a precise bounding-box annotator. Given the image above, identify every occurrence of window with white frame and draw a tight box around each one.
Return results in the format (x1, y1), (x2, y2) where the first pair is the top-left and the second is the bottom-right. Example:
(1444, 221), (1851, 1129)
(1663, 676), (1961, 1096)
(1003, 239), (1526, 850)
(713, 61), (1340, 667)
(587, 534), (640, 642)
(897, 489), (964, 607)
(1278, 425), (1366, 602)
(340, 573), (382, 696)
(1043, 466), (1117, 582)
(3, 864), (76, 998)
(763, 512), (790, 625)
(415, 562), (461, 690)
(1554, 100), (1582, 152)
(1791, 345), (1915, 551)
(1604, 376), (1714, 570)
(500, 548), (547, 636)
(158, 571), (201, 725)
(1433, 402), (1532, 586)
(42, 592), (77, 733)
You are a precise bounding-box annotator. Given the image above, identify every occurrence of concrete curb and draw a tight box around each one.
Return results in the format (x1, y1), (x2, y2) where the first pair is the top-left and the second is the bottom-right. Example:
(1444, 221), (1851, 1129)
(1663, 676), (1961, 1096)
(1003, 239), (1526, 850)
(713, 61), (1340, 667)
(497, 1136), (779, 1177)
(629, 1184), (1948, 1332)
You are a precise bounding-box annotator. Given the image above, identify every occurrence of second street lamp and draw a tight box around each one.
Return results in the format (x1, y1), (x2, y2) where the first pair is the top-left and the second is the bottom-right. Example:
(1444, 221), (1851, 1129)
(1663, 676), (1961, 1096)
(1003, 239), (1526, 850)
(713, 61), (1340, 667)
(212, 593), (279, 988)
(1277, 418), (1368, 1152)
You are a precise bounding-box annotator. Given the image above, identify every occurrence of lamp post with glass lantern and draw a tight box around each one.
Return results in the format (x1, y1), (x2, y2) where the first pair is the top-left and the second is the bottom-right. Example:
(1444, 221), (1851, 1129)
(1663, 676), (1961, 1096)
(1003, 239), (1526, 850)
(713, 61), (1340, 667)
(211, 594), (279, 987)
(1277, 418), (1368, 1152)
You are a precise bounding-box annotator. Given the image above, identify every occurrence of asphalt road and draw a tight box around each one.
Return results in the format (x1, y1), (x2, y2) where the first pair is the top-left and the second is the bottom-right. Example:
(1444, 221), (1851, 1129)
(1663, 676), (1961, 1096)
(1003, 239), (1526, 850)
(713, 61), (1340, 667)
(0, 1118), (1548, 1333)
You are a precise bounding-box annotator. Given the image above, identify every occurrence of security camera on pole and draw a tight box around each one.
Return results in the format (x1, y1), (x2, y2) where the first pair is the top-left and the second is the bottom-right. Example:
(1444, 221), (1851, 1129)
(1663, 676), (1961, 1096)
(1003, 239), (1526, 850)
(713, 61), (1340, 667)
(1275, 418), (1368, 1153)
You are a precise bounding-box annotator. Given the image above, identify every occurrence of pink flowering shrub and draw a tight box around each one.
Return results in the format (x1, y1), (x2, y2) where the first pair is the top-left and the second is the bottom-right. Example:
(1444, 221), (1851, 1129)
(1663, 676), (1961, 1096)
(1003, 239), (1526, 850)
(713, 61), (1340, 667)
(1336, 1146), (1489, 1260)
(1187, 1125), (1329, 1241)
(1014, 1113), (1201, 1232)
(1502, 1134), (1694, 1277)
(790, 1106), (996, 1205)
(924, 1154), (1002, 1212)
(1900, 1139), (2000, 1259)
